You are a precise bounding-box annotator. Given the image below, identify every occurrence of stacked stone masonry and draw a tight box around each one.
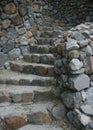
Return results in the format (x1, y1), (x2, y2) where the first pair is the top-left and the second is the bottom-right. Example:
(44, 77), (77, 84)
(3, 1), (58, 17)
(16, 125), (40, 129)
(1, 0), (93, 130)
(54, 23), (93, 130)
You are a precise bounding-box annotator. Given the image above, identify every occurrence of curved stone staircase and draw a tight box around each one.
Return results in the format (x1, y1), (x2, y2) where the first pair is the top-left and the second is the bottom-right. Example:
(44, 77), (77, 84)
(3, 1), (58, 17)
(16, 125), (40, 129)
(0, 32), (65, 129)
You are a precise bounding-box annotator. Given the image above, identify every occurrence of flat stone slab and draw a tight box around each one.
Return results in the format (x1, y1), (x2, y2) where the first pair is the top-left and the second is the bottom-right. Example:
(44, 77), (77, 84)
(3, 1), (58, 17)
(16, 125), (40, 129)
(0, 69), (55, 86)
(23, 53), (55, 65)
(0, 101), (53, 118)
(18, 124), (63, 130)
(80, 105), (93, 116)
(0, 84), (54, 103)
(10, 60), (54, 76)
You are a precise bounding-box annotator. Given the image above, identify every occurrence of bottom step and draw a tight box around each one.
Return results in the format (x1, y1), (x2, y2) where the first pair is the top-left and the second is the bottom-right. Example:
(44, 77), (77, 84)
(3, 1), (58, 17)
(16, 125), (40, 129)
(18, 124), (63, 130)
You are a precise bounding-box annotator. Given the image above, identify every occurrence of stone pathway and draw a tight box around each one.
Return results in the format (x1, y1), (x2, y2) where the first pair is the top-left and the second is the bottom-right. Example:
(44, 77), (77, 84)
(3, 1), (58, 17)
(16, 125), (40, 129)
(0, 32), (65, 129)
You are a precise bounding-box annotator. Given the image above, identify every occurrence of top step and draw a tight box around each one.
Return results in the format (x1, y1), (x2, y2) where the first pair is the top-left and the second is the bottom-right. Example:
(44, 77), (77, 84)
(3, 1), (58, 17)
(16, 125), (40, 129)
(36, 38), (57, 45)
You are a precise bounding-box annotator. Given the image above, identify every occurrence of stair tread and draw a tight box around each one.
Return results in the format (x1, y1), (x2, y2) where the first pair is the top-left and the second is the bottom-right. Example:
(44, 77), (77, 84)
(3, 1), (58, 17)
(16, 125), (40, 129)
(0, 84), (52, 94)
(24, 53), (55, 56)
(18, 124), (62, 130)
(10, 60), (54, 68)
(0, 101), (53, 118)
(0, 69), (54, 80)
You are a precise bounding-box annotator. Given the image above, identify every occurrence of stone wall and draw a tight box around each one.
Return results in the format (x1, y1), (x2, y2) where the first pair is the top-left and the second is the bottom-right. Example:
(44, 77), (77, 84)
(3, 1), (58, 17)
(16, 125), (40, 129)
(0, 0), (45, 67)
(54, 23), (93, 130)
(47, 0), (93, 26)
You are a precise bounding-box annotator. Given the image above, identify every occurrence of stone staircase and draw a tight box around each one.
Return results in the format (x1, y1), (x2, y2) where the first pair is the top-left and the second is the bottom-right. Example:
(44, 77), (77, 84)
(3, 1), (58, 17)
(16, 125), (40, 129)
(0, 35), (64, 129)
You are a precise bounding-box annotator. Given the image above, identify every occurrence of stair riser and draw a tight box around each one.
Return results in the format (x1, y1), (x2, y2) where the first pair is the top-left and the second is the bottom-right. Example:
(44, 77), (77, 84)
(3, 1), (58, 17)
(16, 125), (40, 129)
(10, 63), (55, 76)
(1, 112), (52, 130)
(36, 38), (57, 45)
(23, 55), (55, 65)
(0, 90), (55, 103)
(0, 78), (55, 87)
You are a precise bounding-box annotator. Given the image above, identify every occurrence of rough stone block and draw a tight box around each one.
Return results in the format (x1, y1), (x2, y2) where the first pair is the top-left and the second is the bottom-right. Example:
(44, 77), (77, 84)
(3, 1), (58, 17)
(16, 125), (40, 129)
(27, 112), (52, 124)
(69, 74), (90, 91)
(0, 52), (8, 67)
(4, 3), (16, 14)
(8, 48), (21, 60)
(0, 91), (10, 103)
(5, 116), (26, 129)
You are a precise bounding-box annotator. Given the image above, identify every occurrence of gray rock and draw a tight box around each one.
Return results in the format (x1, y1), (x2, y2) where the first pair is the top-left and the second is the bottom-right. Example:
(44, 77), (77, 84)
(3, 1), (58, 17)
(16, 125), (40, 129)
(66, 38), (79, 51)
(0, 37), (7, 45)
(61, 91), (82, 109)
(54, 59), (63, 74)
(24, 20), (31, 30)
(20, 45), (29, 54)
(79, 39), (89, 48)
(75, 24), (90, 30)
(70, 68), (85, 74)
(20, 36), (29, 45)
(69, 74), (90, 91)
(88, 121), (93, 129)
(0, 52), (8, 67)
(69, 58), (83, 71)
(7, 28), (18, 39)
(8, 48), (21, 60)
(52, 104), (66, 120)
(2, 40), (15, 53)
(82, 87), (93, 105)
(0, 118), (5, 130)
(67, 109), (90, 129)
(67, 110), (82, 129)
(82, 30), (90, 38)
(86, 45), (93, 56)
(80, 105), (93, 116)
(71, 31), (85, 41)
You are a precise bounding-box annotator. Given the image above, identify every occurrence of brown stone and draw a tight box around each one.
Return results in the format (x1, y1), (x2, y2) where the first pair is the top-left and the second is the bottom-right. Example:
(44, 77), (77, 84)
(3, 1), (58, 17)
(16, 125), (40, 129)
(56, 44), (64, 55)
(33, 4), (40, 12)
(87, 56), (93, 74)
(28, 112), (52, 124)
(22, 93), (33, 102)
(48, 67), (54, 76)
(35, 66), (47, 76)
(10, 63), (23, 72)
(67, 50), (79, 59)
(2, 19), (11, 29)
(0, 31), (6, 37)
(29, 37), (36, 45)
(0, 91), (10, 103)
(31, 24), (38, 35)
(11, 13), (22, 25)
(4, 3), (16, 14)
(25, 31), (33, 39)
(19, 4), (27, 16)
(5, 116), (26, 129)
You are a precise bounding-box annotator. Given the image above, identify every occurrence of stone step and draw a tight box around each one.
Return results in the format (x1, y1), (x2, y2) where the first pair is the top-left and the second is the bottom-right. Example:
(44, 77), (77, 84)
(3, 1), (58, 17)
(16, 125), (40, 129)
(0, 85), (55, 103)
(23, 53), (55, 65)
(0, 69), (55, 86)
(36, 37), (57, 45)
(30, 44), (57, 54)
(10, 61), (54, 76)
(18, 124), (62, 130)
(0, 102), (54, 129)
